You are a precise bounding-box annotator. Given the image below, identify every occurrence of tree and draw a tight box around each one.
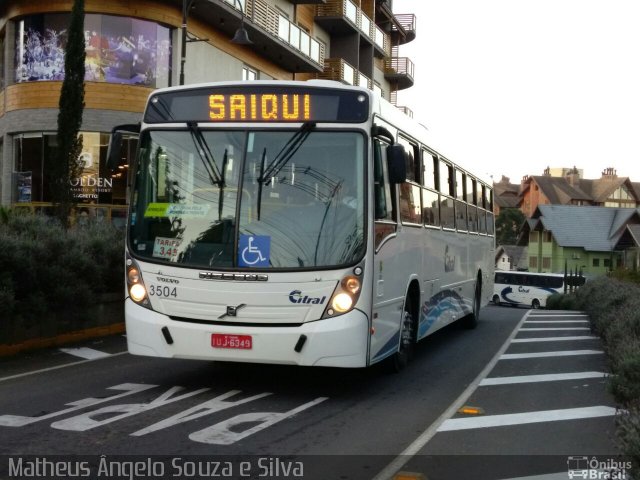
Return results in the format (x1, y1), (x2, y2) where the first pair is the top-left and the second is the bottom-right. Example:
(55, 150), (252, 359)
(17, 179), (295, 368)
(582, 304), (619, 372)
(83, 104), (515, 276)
(51, 0), (85, 227)
(495, 208), (526, 245)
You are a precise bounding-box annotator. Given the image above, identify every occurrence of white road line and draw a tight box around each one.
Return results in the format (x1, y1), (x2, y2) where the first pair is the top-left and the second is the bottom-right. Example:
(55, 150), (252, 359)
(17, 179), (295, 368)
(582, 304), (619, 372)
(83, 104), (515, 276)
(501, 350), (604, 360)
(511, 336), (597, 343)
(528, 314), (588, 318)
(0, 352), (128, 382)
(525, 320), (589, 324)
(59, 347), (112, 360)
(371, 311), (532, 480)
(479, 371), (607, 386)
(525, 320), (589, 325)
(437, 406), (616, 432)
(520, 327), (590, 331)
(499, 473), (571, 480)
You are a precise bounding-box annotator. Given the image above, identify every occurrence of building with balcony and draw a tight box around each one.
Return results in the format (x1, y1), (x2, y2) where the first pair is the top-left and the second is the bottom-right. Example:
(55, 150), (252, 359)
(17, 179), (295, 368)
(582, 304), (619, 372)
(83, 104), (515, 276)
(0, 0), (416, 218)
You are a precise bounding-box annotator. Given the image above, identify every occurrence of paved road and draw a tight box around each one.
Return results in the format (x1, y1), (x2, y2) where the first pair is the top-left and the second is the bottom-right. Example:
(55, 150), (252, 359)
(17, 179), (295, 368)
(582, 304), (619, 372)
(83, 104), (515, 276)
(0, 307), (620, 480)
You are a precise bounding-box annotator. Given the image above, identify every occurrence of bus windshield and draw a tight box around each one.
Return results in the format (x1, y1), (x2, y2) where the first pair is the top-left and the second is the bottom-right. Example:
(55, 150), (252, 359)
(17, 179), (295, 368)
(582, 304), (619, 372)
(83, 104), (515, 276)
(129, 128), (365, 269)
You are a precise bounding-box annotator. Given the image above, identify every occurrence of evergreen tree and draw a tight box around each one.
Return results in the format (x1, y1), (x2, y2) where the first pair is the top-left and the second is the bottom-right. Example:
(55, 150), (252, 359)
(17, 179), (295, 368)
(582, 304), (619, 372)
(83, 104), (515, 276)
(51, 0), (85, 227)
(495, 208), (526, 245)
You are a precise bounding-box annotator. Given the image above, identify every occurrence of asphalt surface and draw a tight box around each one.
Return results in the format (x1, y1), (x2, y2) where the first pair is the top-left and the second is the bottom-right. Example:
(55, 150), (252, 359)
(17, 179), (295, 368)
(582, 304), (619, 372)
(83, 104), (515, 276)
(0, 306), (621, 480)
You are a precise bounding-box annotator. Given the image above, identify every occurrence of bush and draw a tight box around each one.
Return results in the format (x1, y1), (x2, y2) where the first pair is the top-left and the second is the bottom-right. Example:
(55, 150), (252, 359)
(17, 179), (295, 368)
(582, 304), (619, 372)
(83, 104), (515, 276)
(546, 292), (583, 311)
(0, 214), (124, 344)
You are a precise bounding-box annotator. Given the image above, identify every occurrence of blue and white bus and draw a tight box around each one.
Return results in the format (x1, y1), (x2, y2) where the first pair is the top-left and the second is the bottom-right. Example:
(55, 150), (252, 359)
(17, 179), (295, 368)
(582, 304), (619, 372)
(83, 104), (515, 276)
(108, 80), (495, 369)
(493, 271), (573, 309)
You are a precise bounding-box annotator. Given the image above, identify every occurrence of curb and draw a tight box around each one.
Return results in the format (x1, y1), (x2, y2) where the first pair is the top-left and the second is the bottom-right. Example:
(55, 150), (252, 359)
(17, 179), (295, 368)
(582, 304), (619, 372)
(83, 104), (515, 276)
(0, 323), (125, 357)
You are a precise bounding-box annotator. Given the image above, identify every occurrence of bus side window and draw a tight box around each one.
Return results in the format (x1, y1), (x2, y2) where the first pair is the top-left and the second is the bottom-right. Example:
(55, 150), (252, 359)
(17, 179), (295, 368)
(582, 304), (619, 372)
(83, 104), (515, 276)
(373, 139), (394, 222)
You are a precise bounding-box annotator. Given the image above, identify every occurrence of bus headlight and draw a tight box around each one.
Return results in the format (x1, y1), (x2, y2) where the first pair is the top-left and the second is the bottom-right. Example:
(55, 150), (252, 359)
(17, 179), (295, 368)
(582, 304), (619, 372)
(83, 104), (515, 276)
(323, 267), (364, 318)
(130, 283), (147, 302)
(332, 293), (353, 313)
(126, 253), (151, 309)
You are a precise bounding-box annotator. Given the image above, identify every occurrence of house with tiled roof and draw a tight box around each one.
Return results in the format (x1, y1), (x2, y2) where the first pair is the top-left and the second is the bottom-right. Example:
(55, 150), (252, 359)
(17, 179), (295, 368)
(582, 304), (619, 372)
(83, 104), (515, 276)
(513, 167), (640, 217)
(518, 204), (640, 275)
(493, 176), (520, 215)
(495, 245), (527, 271)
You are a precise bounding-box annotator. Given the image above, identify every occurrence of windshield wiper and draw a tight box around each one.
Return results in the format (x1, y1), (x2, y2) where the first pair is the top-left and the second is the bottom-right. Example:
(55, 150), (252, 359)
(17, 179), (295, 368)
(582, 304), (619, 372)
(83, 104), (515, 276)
(187, 121), (224, 187)
(259, 122), (316, 185)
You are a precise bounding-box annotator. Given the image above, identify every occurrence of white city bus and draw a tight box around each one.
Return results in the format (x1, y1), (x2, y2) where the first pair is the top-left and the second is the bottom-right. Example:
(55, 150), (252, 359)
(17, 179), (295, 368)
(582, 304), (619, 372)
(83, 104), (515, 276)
(493, 271), (571, 309)
(108, 80), (495, 368)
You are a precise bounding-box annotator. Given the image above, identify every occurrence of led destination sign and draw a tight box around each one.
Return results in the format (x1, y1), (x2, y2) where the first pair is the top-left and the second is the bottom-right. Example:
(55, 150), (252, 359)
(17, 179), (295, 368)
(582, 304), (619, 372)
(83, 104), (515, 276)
(209, 93), (310, 121)
(145, 86), (370, 123)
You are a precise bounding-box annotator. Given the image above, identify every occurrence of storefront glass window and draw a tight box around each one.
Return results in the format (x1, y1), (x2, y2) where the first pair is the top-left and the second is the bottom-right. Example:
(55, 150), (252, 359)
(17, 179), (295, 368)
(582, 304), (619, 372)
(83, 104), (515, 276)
(12, 131), (135, 207)
(15, 14), (171, 87)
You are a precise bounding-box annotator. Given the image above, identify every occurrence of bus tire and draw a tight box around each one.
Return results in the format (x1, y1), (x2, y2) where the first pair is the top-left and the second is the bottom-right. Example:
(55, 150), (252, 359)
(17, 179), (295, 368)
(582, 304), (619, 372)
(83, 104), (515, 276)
(532, 298), (541, 310)
(462, 275), (481, 329)
(492, 294), (500, 306)
(391, 296), (417, 372)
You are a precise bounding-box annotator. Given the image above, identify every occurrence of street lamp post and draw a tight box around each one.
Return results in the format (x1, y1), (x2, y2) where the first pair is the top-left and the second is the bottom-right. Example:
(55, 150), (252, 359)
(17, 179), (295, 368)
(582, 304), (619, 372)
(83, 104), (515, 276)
(179, 0), (252, 86)
(179, 0), (197, 86)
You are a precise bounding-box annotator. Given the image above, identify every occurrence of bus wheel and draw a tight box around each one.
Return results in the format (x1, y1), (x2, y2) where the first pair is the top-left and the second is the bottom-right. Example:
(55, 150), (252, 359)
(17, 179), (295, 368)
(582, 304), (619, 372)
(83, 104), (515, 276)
(532, 299), (541, 309)
(492, 294), (500, 306)
(392, 306), (416, 372)
(462, 276), (481, 329)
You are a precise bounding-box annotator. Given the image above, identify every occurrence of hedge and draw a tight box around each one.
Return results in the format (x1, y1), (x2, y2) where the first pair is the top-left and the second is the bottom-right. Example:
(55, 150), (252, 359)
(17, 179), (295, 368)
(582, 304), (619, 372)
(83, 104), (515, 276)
(0, 212), (124, 344)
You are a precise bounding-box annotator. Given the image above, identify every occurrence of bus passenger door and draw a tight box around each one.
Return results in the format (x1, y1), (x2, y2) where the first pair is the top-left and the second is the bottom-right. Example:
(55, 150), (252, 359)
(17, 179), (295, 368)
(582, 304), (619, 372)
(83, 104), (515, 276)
(370, 139), (403, 364)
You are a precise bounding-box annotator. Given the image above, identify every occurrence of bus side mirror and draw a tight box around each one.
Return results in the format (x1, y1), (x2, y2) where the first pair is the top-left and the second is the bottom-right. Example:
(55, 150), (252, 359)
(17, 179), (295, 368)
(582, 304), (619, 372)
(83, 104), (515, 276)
(106, 124), (140, 171)
(386, 144), (407, 184)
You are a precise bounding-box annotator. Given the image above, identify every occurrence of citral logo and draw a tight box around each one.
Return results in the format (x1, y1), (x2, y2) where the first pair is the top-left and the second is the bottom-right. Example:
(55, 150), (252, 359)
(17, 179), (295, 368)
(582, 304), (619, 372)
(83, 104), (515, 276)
(288, 290), (327, 305)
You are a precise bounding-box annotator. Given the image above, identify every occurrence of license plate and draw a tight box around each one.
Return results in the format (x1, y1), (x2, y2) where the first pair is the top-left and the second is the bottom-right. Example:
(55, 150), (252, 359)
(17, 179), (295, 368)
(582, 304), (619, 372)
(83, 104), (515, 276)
(211, 334), (252, 350)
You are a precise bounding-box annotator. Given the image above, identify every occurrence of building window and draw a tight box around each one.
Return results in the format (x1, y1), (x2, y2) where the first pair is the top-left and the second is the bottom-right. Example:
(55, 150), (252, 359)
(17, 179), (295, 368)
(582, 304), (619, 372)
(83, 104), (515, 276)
(529, 256), (538, 269)
(242, 66), (258, 81)
(542, 257), (551, 269)
(593, 258), (600, 267)
(604, 258), (611, 268)
(15, 14), (172, 88)
(543, 231), (552, 242)
(12, 131), (134, 207)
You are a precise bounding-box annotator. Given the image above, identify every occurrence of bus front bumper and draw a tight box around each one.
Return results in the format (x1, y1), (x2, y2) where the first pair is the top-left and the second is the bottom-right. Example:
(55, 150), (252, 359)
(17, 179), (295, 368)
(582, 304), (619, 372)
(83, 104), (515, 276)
(125, 299), (370, 368)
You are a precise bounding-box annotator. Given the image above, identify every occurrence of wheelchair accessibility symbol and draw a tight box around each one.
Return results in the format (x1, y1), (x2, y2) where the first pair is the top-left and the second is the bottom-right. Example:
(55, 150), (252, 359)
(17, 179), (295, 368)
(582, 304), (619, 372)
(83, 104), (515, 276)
(238, 235), (270, 267)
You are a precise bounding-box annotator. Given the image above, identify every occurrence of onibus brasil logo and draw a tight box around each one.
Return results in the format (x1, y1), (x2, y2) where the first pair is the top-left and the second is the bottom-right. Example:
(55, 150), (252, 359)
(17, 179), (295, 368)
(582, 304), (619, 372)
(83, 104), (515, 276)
(567, 456), (632, 479)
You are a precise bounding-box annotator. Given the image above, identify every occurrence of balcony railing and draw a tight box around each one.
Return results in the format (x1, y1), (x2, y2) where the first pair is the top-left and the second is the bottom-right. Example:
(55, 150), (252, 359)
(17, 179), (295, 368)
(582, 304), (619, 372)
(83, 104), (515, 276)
(384, 56), (415, 89)
(392, 13), (416, 43)
(224, 0), (325, 66)
(316, 0), (390, 51)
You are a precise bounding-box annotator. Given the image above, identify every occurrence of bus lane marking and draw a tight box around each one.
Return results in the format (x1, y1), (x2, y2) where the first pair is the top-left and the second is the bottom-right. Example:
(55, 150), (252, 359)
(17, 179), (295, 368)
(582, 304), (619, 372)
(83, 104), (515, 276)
(519, 327), (590, 331)
(511, 336), (597, 343)
(59, 347), (111, 360)
(51, 386), (211, 431)
(132, 390), (273, 436)
(479, 372), (607, 386)
(501, 350), (604, 360)
(0, 383), (156, 427)
(188, 397), (329, 445)
(437, 406), (617, 432)
(524, 320), (589, 324)
(0, 381), (329, 446)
